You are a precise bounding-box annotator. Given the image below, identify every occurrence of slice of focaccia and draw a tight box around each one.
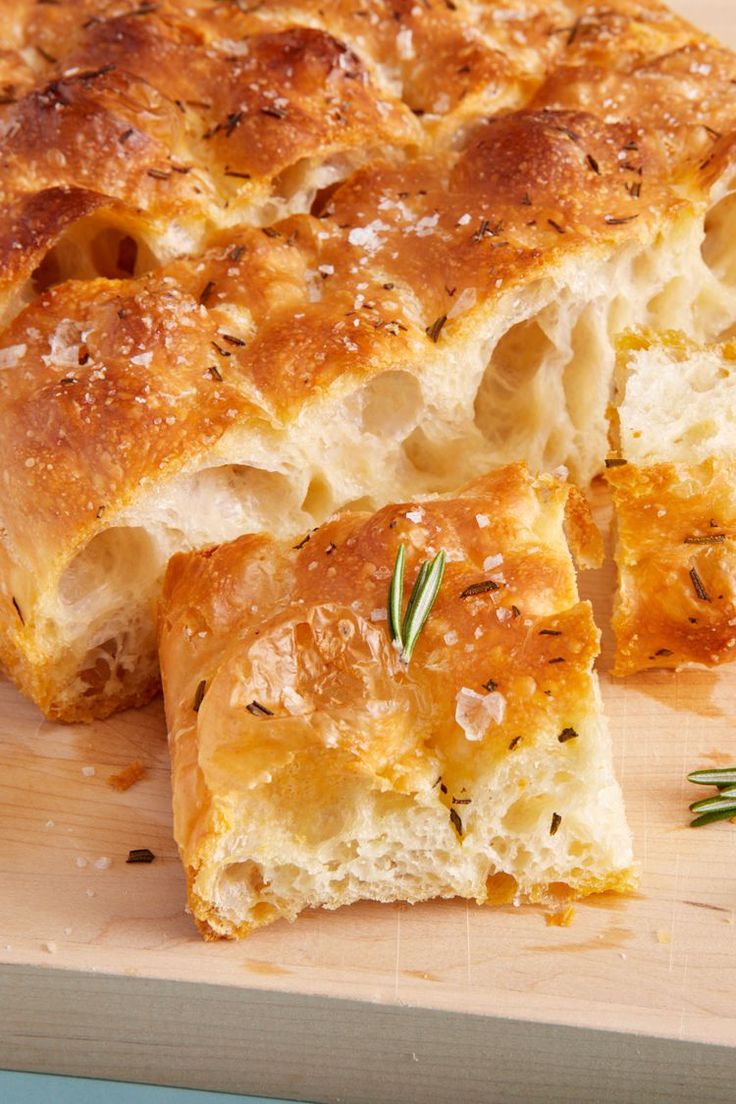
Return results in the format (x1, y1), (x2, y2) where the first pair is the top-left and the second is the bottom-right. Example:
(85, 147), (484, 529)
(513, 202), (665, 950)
(609, 331), (736, 675)
(158, 464), (634, 939)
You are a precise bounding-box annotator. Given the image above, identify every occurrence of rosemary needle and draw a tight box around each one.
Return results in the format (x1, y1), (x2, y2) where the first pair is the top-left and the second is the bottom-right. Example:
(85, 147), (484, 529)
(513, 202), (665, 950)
(402, 560), (430, 634)
(388, 543), (406, 651)
(388, 544), (446, 664)
(691, 806), (736, 829)
(690, 785), (736, 813)
(687, 768), (736, 826)
(688, 767), (736, 788)
(402, 550), (446, 663)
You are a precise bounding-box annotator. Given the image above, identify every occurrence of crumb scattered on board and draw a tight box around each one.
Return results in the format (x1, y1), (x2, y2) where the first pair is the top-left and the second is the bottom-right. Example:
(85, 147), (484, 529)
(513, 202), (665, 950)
(107, 760), (147, 791)
(656, 929), (672, 945)
(546, 906), (576, 928)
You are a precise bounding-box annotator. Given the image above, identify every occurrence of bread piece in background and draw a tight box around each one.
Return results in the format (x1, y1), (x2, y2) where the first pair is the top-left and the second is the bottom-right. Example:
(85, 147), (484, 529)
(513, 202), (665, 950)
(158, 464), (634, 939)
(609, 331), (736, 675)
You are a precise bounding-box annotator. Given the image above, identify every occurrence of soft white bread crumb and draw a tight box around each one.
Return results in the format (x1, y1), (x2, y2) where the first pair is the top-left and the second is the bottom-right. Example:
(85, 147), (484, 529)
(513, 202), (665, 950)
(610, 332), (736, 675)
(617, 335), (736, 465)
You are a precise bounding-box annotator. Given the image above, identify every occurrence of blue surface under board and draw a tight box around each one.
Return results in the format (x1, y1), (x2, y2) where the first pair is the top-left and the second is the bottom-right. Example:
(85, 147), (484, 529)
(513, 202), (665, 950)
(1, 1071), (306, 1103)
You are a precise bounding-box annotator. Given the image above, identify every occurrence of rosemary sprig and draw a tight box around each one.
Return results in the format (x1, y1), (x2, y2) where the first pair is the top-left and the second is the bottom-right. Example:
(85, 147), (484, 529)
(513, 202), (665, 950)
(687, 767), (736, 826)
(388, 544), (446, 664)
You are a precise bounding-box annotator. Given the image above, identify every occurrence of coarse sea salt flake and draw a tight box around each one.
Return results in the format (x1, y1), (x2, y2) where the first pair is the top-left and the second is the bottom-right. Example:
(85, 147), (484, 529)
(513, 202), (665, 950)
(483, 553), (503, 571)
(282, 686), (308, 715)
(0, 343), (26, 369)
(130, 351), (153, 368)
(455, 687), (506, 741)
(396, 27), (414, 59)
(409, 213), (440, 238)
(347, 222), (387, 253)
(476, 514), (490, 528)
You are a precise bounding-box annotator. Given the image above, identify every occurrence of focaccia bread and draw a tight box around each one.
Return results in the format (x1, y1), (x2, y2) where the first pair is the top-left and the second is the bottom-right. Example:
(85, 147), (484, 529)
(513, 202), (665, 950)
(4, 0), (736, 721)
(609, 331), (736, 675)
(158, 464), (634, 939)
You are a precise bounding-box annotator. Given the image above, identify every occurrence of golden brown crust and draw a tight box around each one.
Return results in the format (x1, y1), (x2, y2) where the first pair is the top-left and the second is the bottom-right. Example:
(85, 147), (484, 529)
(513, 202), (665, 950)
(2, 0), (736, 720)
(0, 188), (120, 312)
(0, 107), (679, 597)
(609, 460), (736, 676)
(159, 465), (633, 937)
(565, 484), (605, 570)
(0, 6), (418, 235)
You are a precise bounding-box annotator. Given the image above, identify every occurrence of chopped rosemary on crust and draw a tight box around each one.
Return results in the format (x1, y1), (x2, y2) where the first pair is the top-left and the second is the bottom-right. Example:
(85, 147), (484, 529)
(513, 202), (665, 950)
(425, 315), (447, 343)
(558, 727), (579, 743)
(193, 679), (207, 712)
(460, 580), (500, 598)
(246, 700), (274, 717)
(689, 567), (711, 602)
(684, 534), (726, 545)
(199, 280), (216, 306)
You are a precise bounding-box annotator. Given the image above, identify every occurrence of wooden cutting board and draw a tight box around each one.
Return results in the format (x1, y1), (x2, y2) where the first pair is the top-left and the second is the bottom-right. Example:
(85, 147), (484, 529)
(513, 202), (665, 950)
(3, 4), (736, 1102)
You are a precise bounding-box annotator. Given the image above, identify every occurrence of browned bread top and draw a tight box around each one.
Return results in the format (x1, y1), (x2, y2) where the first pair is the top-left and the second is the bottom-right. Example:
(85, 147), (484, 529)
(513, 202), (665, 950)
(3, 0), (736, 721)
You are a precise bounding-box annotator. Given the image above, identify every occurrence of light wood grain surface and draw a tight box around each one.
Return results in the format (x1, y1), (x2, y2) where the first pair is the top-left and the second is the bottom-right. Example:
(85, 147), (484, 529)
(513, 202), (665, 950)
(5, 503), (736, 1043)
(2, 2), (736, 1100)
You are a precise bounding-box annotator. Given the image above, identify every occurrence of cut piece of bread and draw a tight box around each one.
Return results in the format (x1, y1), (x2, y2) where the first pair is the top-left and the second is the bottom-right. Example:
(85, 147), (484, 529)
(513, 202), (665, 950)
(158, 464), (634, 939)
(609, 331), (736, 675)
(5, 0), (736, 721)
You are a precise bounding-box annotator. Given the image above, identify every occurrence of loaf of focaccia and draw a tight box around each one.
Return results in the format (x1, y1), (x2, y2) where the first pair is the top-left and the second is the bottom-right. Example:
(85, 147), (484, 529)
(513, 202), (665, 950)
(4, 1), (736, 720)
(158, 464), (634, 937)
(609, 331), (736, 675)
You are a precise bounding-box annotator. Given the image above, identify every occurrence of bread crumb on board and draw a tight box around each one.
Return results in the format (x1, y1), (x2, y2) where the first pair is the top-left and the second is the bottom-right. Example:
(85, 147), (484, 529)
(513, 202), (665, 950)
(546, 906), (576, 928)
(107, 760), (147, 791)
(656, 929), (672, 945)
